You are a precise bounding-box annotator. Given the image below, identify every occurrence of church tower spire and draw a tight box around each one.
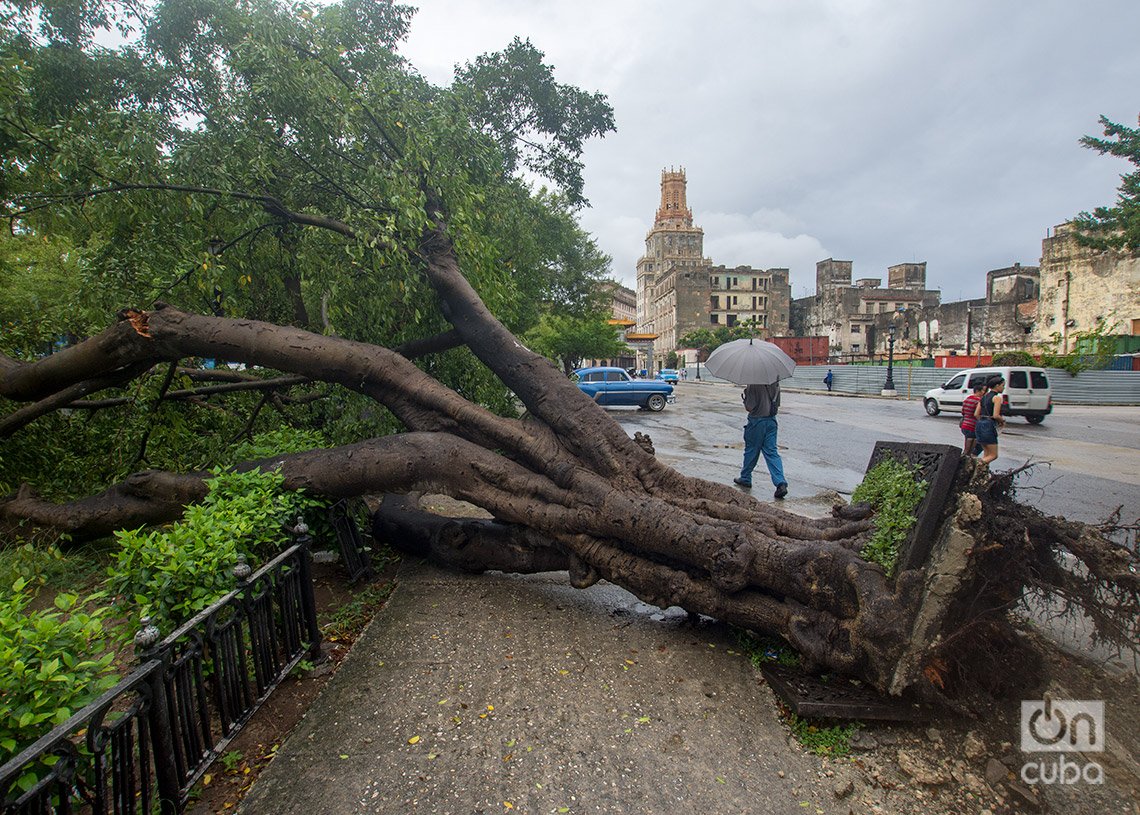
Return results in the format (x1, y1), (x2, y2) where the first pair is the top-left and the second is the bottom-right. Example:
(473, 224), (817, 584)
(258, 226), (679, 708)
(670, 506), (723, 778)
(654, 167), (694, 228)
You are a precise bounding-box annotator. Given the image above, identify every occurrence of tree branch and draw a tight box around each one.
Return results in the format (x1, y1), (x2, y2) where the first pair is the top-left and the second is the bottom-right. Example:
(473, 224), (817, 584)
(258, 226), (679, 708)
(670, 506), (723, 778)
(0, 361), (156, 437)
(8, 183), (358, 239)
(393, 329), (465, 359)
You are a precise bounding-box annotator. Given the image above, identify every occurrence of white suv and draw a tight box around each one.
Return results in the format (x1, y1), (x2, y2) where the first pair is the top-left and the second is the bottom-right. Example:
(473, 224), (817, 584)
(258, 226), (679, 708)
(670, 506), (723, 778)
(923, 366), (1053, 424)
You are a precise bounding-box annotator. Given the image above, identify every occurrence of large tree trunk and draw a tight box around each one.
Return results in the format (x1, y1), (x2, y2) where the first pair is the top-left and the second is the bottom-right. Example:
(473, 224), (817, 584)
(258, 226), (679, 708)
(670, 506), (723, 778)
(2, 218), (1136, 699)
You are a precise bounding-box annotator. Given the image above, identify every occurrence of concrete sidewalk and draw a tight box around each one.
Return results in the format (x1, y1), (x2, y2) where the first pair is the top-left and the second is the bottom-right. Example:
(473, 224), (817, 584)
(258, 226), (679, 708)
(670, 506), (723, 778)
(240, 558), (836, 814)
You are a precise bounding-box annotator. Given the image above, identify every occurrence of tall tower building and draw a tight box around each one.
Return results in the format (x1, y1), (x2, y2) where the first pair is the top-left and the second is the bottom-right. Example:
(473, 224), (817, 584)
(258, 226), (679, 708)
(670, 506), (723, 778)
(636, 169), (707, 335)
(632, 169), (791, 368)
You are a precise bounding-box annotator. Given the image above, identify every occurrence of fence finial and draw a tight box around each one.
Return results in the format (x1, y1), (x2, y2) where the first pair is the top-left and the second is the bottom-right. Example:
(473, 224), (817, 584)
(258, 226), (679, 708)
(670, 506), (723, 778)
(134, 615), (160, 650)
(233, 553), (252, 582)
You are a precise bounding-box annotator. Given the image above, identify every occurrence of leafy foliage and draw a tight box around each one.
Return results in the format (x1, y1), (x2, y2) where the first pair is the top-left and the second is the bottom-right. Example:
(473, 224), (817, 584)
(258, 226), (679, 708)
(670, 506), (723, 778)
(678, 324), (757, 358)
(1038, 318), (1121, 375)
(107, 467), (319, 633)
(0, 367), (283, 501)
(452, 37), (615, 207)
(0, 540), (106, 594)
(226, 427), (328, 464)
(851, 458), (928, 576)
(0, 0), (616, 501)
(990, 350), (1037, 367)
(523, 311), (626, 375)
(0, 583), (118, 774)
(1074, 113), (1140, 252)
(786, 713), (859, 757)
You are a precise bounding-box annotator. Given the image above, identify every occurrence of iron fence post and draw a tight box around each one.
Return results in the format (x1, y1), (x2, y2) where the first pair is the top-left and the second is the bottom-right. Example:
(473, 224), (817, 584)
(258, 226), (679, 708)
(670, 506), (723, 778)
(293, 518), (323, 661)
(136, 619), (181, 814)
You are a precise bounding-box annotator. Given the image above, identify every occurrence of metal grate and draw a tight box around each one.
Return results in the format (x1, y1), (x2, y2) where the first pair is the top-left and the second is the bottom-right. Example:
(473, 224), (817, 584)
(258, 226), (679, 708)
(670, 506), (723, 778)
(760, 662), (930, 721)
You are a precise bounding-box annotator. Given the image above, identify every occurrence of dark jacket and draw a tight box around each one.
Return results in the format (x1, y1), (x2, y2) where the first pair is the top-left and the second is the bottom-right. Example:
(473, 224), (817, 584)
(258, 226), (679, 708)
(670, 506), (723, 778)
(743, 383), (780, 418)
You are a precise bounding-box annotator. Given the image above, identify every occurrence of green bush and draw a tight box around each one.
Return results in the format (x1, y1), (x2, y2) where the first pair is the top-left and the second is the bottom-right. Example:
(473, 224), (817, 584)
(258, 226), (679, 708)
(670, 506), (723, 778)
(0, 541), (108, 596)
(225, 427), (328, 464)
(991, 350), (1037, 367)
(851, 458), (928, 576)
(107, 467), (321, 634)
(0, 583), (118, 780)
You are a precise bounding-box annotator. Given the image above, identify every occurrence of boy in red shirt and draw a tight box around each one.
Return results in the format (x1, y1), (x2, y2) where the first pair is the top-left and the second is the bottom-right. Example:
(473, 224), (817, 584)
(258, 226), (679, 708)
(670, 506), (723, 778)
(959, 382), (985, 455)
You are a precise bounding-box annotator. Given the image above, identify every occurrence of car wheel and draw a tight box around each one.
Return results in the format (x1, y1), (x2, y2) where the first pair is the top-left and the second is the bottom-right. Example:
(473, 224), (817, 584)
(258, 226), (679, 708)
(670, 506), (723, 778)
(1026, 415), (1044, 424)
(923, 398), (940, 416)
(646, 394), (666, 412)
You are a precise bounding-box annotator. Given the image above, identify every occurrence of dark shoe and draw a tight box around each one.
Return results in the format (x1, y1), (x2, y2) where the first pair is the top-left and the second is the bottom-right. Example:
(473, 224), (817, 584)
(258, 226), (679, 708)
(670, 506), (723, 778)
(733, 477), (752, 488)
(774, 483), (788, 499)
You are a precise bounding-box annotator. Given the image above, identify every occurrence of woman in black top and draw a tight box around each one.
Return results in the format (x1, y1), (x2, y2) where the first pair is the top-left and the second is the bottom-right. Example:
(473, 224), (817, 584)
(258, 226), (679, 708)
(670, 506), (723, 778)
(973, 375), (1006, 464)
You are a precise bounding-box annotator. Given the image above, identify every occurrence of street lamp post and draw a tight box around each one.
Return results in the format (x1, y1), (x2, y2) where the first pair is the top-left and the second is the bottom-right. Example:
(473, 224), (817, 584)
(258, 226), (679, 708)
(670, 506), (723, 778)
(695, 357), (702, 381)
(881, 323), (897, 396)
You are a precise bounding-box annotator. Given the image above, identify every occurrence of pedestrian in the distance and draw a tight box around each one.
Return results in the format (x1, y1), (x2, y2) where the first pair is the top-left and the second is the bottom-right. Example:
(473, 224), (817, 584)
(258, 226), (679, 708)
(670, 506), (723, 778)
(824, 369), (834, 392)
(733, 381), (788, 499)
(974, 375), (1006, 465)
(959, 380), (985, 456)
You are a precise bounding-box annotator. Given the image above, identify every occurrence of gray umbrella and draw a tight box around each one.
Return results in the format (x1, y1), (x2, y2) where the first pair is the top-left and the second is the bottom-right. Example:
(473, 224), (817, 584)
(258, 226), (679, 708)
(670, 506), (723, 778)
(703, 338), (796, 385)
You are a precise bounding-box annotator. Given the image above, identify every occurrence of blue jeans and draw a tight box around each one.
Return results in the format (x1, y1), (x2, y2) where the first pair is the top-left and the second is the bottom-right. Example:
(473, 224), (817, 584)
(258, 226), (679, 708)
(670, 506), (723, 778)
(740, 416), (785, 486)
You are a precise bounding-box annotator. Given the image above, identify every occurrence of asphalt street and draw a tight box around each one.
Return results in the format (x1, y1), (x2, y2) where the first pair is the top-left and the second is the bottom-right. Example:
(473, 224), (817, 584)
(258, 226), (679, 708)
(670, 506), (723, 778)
(615, 381), (1140, 526)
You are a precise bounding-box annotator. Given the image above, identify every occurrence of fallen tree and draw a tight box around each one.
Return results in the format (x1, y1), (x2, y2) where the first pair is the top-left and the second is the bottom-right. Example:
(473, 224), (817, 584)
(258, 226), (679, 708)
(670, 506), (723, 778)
(3, 222), (1137, 700)
(1, 0), (1135, 702)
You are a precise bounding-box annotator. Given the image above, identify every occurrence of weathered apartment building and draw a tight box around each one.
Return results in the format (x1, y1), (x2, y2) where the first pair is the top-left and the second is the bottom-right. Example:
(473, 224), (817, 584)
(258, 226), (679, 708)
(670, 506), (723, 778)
(1034, 222), (1140, 350)
(911, 264), (1039, 356)
(791, 259), (940, 357)
(635, 169), (791, 359)
(794, 221), (1138, 361)
(908, 223), (1138, 358)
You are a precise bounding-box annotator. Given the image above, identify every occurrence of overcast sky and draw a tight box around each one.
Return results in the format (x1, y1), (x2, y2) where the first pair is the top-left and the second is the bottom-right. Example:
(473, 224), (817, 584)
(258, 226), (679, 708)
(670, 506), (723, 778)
(399, 0), (1139, 301)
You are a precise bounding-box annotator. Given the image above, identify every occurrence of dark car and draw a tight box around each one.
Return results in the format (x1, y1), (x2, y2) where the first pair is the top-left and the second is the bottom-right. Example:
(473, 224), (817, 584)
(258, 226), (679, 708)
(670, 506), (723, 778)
(573, 366), (675, 411)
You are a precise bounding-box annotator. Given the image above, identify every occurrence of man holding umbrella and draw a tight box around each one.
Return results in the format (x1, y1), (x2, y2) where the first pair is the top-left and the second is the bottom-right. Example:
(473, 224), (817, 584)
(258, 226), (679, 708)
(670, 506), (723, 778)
(735, 381), (788, 498)
(703, 337), (794, 500)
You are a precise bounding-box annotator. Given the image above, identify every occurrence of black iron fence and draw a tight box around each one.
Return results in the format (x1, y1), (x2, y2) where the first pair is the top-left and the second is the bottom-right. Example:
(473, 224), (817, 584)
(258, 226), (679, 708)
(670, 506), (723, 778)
(1, 527), (327, 815)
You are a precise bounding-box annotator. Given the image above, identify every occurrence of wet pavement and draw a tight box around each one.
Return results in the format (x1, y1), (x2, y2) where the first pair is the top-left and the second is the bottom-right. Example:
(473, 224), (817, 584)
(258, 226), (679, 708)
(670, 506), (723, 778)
(239, 559), (837, 814)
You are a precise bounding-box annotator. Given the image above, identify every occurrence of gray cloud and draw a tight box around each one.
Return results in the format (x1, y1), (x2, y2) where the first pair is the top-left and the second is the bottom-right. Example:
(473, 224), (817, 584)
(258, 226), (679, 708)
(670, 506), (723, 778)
(400, 0), (1139, 301)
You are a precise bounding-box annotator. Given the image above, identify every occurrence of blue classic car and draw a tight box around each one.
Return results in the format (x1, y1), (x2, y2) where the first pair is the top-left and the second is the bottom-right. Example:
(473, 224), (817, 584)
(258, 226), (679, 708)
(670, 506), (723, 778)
(573, 366), (675, 411)
(655, 368), (680, 384)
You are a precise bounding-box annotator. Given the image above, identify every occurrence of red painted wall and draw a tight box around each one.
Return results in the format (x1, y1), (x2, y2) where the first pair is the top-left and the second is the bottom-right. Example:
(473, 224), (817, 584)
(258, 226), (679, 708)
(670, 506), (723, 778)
(771, 336), (829, 365)
(936, 355), (993, 368)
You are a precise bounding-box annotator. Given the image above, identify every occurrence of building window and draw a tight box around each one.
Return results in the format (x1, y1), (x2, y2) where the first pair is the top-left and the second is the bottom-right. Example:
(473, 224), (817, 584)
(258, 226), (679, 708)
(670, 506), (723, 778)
(710, 314), (719, 324)
(711, 277), (719, 287)
(851, 325), (861, 334)
(851, 344), (861, 353)
(726, 314), (737, 327)
(710, 295), (719, 309)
